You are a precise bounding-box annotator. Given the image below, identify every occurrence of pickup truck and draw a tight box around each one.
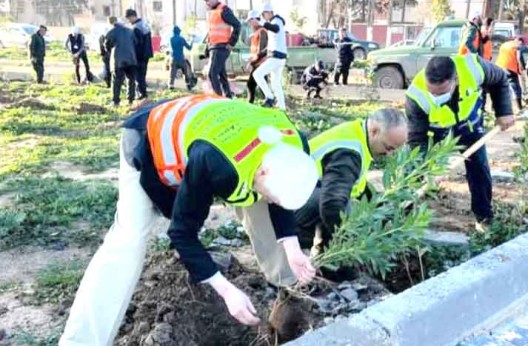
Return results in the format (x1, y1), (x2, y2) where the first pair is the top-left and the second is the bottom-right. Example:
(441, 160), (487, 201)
(368, 19), (509, 89)
(189, 23), (379, 83)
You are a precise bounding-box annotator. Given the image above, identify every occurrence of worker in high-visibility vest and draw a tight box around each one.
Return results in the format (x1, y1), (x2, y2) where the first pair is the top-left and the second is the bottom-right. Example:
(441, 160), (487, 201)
(458, 11), (484, 57)
(295, 109), (408, 280)
(246, 9), (268, 104)
(496, 37), (527, 113)
(406, 55), (514, 233)
(59, 95), (319, 345)
(205, 0), (241, 97)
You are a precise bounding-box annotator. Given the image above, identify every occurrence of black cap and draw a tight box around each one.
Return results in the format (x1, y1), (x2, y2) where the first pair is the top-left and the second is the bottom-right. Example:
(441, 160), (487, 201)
(125, 9), (137, 18)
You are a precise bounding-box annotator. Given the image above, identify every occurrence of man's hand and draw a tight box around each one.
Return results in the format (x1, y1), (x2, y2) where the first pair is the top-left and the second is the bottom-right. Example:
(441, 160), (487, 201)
(281, 237), (316, 285)
(496, 115), (515, 131)
(208, 273), (261, 326)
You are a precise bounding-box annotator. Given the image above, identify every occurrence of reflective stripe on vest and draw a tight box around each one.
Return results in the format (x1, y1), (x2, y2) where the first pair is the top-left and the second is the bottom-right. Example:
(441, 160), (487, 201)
(309, 120), (373, 199)
(147, 96), (304, 206)
(406, 54), (484, 130)
(496, 41), (520, 73)
(208, 3), (232, 45)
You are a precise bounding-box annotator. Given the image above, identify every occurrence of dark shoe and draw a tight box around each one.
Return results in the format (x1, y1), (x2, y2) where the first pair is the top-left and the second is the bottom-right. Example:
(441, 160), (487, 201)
(262, 98), (276, 108)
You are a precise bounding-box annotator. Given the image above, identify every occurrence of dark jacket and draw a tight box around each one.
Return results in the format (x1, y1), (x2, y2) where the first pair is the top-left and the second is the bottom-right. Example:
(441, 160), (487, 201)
(122, 101), (310, 283)
(301, 64), (329, 86)
(170, 26), (192, 63)
(334, 37), (354, 65)
(463, 22), (483, 56)
(207, 2), (241, 49)
(106, 23), (137, 68)
(132, 18), (154, 62)
(99, 34), (110, 61)
(406, 56), (512, 150)
(65, 33), (86, 54)
(29, 33), (46, 59)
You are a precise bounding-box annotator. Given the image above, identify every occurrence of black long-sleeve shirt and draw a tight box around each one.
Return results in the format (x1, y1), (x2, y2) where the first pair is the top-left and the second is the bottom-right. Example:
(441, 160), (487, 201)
(406, 56), (512, 149)
(208, 3), (241, 49)
(123, 103), (307, 283)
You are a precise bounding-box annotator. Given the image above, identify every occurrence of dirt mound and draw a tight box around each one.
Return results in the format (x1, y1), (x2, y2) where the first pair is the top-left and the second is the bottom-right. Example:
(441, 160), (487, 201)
(75, 102), (108, 115)
(116, 251), (313, 346)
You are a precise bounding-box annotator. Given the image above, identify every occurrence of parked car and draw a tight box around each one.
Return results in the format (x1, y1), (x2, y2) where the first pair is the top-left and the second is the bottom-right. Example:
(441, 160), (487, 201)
(0, 23), (54, 49)
(368, 19), (508, 89)
(315, 28), (380, 60)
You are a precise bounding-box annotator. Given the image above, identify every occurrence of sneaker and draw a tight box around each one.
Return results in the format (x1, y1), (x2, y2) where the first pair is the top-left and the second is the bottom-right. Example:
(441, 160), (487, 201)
(475, 219), (492, 233)
(262, 98), (276, 108)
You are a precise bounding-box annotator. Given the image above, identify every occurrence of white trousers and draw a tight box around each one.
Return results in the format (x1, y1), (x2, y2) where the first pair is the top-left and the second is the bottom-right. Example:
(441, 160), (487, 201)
(59, 131), (159, 346)
(252, 57), (286, 110)
(59, 132), (296, 346)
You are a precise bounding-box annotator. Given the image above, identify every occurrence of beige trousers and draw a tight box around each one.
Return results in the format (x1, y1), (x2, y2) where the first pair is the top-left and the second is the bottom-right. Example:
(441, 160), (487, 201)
(236, 200), (296, 287)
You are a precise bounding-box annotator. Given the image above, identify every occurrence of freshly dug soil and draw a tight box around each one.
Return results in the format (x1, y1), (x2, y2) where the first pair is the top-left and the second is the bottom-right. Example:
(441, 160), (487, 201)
(115, 251), (316, 346)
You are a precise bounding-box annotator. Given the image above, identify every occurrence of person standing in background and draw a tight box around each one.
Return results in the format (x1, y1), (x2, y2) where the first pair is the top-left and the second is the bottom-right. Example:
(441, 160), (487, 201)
(459, 12), (484, 56)
(65, 26), (93, 84)
(99, 21), (112, 88)
(29, 25), (47, 84)
(204, 0), (241, 98)
(480, 17), (494, 114)
(496, 37), (527, 114)
(246, 10), (268, 104)
(253, 4), (288, 109)
(105, 17), (137, 107)
(333, 27), (354, 85)
(125, 9), (153, 100)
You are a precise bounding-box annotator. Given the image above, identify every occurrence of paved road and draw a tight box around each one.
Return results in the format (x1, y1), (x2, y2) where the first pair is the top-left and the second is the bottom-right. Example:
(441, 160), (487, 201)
(460, 301), (528, 346)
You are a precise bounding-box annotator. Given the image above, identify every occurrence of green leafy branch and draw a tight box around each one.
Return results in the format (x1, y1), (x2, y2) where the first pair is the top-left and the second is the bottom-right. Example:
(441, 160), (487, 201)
(314, 133), (461, 278)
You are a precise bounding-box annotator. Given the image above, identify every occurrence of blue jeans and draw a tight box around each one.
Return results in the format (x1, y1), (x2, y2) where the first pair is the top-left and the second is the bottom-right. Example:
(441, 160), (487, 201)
(433, 123), (493, 221)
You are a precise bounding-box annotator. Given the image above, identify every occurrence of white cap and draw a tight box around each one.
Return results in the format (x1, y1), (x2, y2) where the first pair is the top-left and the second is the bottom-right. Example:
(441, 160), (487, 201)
(260, 143), (318, 210)
(261, 3), (273, 13)
(470, 11), (481, 20)
(71, 26), (80, 35)
(246, 9), (260, 22)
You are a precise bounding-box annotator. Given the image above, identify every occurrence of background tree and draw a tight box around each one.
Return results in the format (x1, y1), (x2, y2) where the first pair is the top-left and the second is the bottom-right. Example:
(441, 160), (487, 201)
(290, 8), (308, 31)
(432, 0), (452, 23)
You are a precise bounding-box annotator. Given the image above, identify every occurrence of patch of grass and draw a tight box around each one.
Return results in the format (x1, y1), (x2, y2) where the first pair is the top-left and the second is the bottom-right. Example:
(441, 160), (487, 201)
(15, 326), (63, 346)
(0, 280), (21, 293)
(0, 176), (117, 250)
(0, 45), (100, 62)
(29, 259), (87, 305)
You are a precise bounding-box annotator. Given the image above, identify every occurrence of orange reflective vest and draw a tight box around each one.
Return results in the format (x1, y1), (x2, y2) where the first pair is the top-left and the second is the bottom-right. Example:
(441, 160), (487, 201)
(496, 41), (520, 74)
(208, 3), (232, 45)
(250, 27), (266, 64)
(458, 25), (482, 56)
(482, 36), (493, 61)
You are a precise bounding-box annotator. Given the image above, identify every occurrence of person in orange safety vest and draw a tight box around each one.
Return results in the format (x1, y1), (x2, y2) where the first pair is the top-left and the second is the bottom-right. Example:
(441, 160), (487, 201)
(246, 9), (268, 104)
(496, 37), (526, 112)
(204, 0), (241, 98)
(459, 11), (483, 57)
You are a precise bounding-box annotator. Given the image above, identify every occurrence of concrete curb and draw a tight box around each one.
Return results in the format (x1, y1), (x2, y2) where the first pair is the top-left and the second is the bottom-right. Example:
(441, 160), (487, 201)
(287, 232), (528, 346)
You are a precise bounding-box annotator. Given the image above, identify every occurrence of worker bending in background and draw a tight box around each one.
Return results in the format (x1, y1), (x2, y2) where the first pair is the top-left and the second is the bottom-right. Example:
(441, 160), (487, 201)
(496, 36), (526, 114)
(65, 26), (93, 84)
(253, 4), (288, 109)
(59, 95), (319, 346)
(295, 109), (408, 280)
(246, 10), (268, 104)
(301, 60), (329, 99)
(406, 55), (514, 233)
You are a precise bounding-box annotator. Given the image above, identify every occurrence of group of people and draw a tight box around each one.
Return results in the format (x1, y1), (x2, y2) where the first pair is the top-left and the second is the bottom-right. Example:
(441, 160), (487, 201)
(23, 4), (519, 345)
(29, 9), (153, 107)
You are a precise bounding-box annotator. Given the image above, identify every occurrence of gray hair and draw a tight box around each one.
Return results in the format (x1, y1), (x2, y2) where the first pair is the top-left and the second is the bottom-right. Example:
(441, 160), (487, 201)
(369, 108), (408, 133)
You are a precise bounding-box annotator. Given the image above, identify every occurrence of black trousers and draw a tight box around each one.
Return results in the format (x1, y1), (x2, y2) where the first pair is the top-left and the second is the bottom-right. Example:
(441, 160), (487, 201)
(102, 57), (111, 88)
(209, 47), (232, 97)
(247, 69), (269, 103)
(73, 51), (92, 84)
(334, 61), (351, 85)
(113, 65), (136, 105)
(32, 57), (44, 83)
(136, 59), (149, 98)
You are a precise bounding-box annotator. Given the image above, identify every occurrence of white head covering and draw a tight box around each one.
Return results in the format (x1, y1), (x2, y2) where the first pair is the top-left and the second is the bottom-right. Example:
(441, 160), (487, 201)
(71, 26), (80, 35)
(261, 3), (273, 13)
(246, 9), (260, 22)
(258, 129), (318, 210)
(470, 11), (481, 20)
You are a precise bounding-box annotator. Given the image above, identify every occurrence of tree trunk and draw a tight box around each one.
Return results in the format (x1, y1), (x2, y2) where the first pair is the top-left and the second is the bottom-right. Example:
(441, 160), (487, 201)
(386, 0), (393, 47)
(498, 0), (504, 20)
(367, 0), (373, 41)
(362, 0), (366, 22)
(465, 0), (471, 19)
(325, 0), (336, 28)
(401, 0), (406, 22)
